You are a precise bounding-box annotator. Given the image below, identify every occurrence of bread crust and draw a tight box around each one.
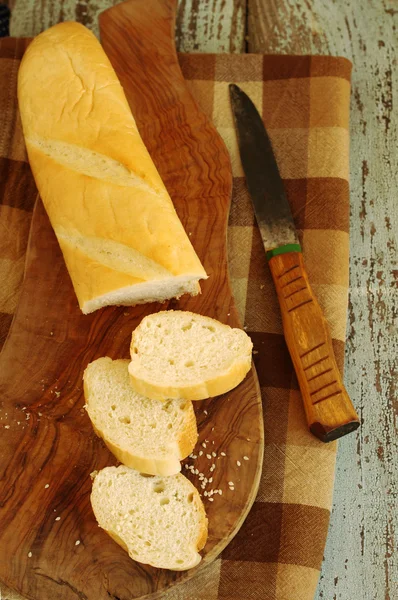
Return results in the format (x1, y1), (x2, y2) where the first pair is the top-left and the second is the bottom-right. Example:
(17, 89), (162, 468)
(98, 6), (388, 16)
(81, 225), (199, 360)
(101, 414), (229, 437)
(18, 22), (207, 313)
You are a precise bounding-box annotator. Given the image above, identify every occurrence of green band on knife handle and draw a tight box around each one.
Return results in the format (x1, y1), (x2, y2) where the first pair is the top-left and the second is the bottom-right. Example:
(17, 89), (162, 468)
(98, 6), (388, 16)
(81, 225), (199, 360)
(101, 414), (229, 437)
(266, 244), (302, 261)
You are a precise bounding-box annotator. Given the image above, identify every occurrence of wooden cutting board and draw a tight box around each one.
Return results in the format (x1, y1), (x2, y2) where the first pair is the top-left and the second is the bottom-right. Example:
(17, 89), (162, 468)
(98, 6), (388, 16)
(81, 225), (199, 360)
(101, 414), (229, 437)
(0, 1), (263, 599)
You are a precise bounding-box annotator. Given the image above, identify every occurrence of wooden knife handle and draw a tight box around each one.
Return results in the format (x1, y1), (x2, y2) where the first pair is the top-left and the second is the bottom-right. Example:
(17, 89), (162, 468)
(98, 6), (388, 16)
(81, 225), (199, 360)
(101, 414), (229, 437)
(268, 250), (360, 442)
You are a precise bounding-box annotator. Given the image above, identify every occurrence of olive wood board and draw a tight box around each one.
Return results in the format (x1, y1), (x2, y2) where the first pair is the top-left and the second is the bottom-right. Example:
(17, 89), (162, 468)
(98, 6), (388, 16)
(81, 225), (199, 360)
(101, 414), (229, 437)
(0, 1), (264, 598)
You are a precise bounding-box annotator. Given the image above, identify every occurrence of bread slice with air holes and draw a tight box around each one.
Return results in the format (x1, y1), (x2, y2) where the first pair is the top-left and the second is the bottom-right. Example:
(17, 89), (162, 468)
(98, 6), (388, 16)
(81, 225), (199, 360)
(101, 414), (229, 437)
(83, 357), (197, 476)
(91, 466), (208, 570)
(129, 310), (253, 401)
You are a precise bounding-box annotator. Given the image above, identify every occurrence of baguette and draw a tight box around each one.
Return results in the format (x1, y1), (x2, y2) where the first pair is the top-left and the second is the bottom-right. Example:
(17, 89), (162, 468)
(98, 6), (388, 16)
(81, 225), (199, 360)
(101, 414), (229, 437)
(129, 310), (253, 400)
(83, 357), (197, 476)
(18, 22), (207, 314)
(91, 466), (208, 570)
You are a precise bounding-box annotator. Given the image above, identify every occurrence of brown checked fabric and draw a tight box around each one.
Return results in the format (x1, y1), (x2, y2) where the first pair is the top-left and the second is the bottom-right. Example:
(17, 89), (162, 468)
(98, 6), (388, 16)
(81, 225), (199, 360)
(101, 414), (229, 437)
(0, 40), (351, 600)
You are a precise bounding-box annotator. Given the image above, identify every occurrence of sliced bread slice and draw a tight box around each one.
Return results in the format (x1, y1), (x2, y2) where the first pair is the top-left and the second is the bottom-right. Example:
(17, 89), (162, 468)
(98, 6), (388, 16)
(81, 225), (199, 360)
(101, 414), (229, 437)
(128, 310), (253, 401)
(84, 357), (197, 476)
(91, 466), (208, 570)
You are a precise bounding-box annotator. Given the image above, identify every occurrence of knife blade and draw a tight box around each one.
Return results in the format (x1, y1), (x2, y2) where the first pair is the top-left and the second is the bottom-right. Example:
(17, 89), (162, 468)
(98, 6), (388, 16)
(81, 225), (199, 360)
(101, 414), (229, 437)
(229, 83), (360, 442)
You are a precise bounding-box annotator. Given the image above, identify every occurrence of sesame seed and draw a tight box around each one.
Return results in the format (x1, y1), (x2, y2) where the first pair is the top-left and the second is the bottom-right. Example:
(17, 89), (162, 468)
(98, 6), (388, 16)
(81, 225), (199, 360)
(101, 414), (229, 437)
(237, 461), (241, 467)
(211, 427), (215, 431)
(199, 450), (203, 456)
(75, 540), (80, 546)
(4, 425), (10, 429)
(208, 490), (214, 496)
(206, 454), (212, 460)
(44, 484), (50, 489)
(247, 438), (251, 441)
(194, 469), (199, 475)
(184, 464), (189, 469)
(28, 552), (32, 558)
(209, 477), (213, 483)
(212, 451), (217, 457)
(228, 481), (234, 486)
(230, 487), (235, 491)
(208, 497), (214, 502)
(243, 456), (249, 461)
(219, 490), (223, 495)
(202, 442), (207, 448)
(204, 491), (208, 496)
(220, 452), (226, 457)
(55, 516), (61, 521)
(203, 410), (208, 415)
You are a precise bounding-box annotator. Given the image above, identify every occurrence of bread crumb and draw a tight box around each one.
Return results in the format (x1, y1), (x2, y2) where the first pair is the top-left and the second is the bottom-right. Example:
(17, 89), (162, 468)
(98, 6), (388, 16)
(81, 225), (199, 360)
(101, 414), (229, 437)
(247, 438), (251, 441)
(44, 484), (50, 489)
(203, 410), (208, 415)
(243, 456), (249, 460)
(4, 425), (10, 429)
(253, 350), (258, 355)
(55, 516), (61, 521)
(55, 391), (61, 398)
(260, 284), (265, 289)
(237, 460), (241, 467)
(50, 331), (54, 336)
(28, 552), (32, 558)
(75, 540), (80, 546)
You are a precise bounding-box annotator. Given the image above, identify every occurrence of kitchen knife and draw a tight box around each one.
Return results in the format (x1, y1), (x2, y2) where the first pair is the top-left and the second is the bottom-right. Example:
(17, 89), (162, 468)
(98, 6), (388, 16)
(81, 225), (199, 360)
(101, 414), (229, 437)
(229, 83), (360, 443)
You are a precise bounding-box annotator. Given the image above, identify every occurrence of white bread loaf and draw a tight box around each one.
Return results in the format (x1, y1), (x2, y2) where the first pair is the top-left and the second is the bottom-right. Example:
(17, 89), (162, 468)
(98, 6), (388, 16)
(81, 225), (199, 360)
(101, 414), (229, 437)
(17, 22), (207, 314)
(83, 357), (197, 476)
(91, 466), (208, 570)
(129, 310), (253, 400)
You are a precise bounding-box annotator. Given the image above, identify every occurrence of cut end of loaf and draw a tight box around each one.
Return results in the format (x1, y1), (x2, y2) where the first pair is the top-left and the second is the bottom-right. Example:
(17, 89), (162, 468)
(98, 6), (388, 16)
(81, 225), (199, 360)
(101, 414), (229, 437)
(81, 278), (201, 314)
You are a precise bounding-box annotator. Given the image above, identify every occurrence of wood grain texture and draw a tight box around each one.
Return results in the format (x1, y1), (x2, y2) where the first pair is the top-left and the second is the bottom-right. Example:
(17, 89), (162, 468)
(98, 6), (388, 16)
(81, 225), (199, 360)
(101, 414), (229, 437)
(247, 2), (398, 599)
(269, 251), (359, 442)
(0, 1), (263, 599)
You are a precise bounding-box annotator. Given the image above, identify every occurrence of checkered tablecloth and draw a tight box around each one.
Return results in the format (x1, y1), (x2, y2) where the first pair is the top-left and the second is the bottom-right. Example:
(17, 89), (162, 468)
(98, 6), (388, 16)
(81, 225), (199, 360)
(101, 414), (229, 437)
(0, 39), (351, 600)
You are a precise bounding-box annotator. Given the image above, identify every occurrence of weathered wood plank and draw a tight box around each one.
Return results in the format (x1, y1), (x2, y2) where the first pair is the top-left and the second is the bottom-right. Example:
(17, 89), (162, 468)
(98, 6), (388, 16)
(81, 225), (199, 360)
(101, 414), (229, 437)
(176, 0), (246, 52)
(9, 0), (246, 53)
(248, 2), (398, 599)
